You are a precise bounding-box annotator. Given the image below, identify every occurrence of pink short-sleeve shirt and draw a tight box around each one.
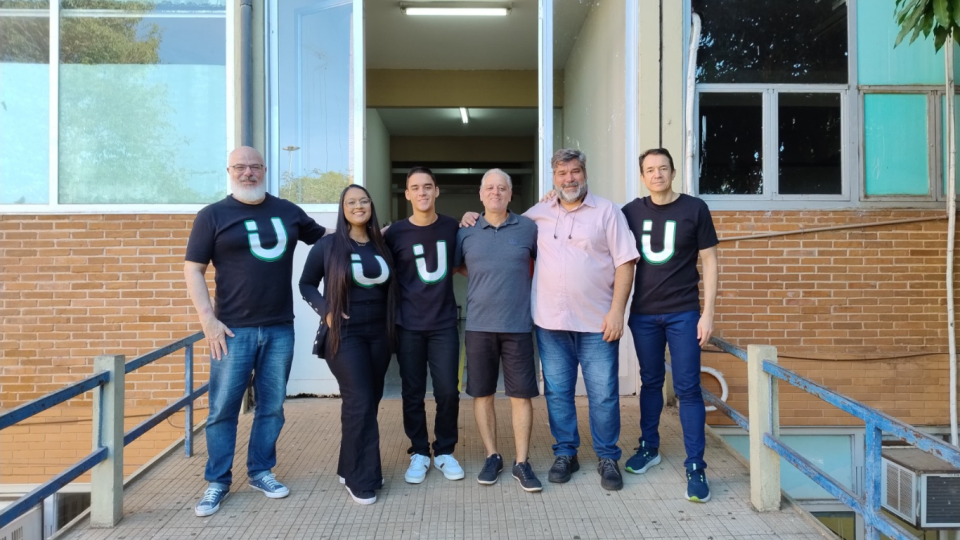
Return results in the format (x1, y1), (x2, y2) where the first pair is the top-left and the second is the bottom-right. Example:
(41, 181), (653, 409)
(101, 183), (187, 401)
(524, 192), (639, 333)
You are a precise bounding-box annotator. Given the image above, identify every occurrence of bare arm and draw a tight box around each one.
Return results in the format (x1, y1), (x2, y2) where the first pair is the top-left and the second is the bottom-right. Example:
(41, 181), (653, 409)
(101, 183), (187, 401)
(184, 261), (234, 360)
(601, 260), (636, 342)
(698, 246), (719, 347)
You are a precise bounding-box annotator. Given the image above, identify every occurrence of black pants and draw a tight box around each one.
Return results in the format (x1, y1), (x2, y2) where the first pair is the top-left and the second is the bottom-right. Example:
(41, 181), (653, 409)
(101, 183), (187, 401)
(326, 302), (391, 493)
(397, 326), (461, 456)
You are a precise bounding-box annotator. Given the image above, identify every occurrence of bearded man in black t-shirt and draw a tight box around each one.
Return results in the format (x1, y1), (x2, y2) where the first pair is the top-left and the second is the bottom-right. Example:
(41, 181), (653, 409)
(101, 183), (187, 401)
(620, 148), (719, 504)
(384, 167), (465, 485)
(184, 146), (326, 517)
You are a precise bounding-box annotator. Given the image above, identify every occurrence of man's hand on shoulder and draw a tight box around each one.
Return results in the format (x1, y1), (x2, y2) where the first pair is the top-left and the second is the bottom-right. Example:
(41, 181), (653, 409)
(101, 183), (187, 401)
(461, 212), (480, 228)
(201, 315), (234, 360)
(540, 189), (558, 203)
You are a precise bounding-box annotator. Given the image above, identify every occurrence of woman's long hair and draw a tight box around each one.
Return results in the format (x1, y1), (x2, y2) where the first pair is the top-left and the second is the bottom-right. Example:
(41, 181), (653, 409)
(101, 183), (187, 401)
(324, 184), (397, 357)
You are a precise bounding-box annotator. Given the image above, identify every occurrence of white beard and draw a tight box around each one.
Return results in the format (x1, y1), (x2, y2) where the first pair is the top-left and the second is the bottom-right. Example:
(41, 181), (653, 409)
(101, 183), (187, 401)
(232, 181), (267, 204)
(558, 183), (587, 204)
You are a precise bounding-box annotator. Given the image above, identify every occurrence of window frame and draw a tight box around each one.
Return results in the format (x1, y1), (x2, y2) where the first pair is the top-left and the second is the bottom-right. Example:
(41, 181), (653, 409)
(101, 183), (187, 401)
(695, 84), (854, 204)
(0, 2), (233, 214)
(858, 85), (959, 204)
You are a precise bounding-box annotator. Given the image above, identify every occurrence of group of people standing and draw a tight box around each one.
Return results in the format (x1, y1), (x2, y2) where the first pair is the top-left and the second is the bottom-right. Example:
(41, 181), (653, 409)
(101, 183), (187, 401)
(183, 145), (719, 516)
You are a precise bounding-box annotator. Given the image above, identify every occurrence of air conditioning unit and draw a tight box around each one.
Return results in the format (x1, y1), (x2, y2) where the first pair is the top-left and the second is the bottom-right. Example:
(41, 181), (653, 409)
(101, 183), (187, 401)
(0, 503), (42, 540)
(881, 447), (960, 529)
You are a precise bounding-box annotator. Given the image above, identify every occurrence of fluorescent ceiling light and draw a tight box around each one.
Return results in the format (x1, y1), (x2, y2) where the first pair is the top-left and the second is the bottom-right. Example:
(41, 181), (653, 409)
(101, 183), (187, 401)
(401, 2), (511, 16)
(460, 107), (469, 124)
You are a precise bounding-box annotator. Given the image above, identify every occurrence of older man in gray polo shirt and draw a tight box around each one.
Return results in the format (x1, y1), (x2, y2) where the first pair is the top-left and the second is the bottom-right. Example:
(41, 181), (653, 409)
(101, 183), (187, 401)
(454, 168), (541, 493)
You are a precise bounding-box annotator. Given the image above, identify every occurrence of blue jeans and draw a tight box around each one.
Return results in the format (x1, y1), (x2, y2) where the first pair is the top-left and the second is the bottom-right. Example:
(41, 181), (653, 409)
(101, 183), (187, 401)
(205, 323), (295, 488)
(628, 311), (707, 469)
(535, 327), (621, 461)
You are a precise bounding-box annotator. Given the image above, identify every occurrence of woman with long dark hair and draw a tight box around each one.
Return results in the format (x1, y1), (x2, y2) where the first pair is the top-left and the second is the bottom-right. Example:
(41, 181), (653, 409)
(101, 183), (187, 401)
(299, 184), (397, 505)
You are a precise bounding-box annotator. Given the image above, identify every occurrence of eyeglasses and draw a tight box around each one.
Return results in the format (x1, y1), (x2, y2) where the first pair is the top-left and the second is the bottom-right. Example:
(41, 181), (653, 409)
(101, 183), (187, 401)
(344, 198), (371, 208)
(230, 164), (264, 173)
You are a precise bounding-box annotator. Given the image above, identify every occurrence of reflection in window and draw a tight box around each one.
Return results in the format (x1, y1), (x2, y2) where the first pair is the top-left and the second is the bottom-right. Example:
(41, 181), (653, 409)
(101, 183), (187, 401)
(58, 0), (226, 204)
(693, 0), (848, 84)
(278, 0), (353, 204)
(0, 11), (50, 204)
(779, 93), (842, 195)
(698, 93), (763, 195)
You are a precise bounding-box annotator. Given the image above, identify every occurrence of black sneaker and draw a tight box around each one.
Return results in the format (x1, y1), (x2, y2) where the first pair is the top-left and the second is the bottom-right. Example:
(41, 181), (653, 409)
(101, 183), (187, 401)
(548, 455), (580, 483)
(512, 461), (543, 493)
(477, 453), (504, 485)
(598, 458), (624, 491)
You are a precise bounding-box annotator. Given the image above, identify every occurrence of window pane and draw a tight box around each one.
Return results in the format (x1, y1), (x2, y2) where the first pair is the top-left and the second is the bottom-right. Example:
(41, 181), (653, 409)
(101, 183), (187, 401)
(863, 94), (929, 197)
(698, 93), (763, 195)
(858, 1), (960, 85)
(278, 0), (353, 204)
(58, 4), (226, 204)
(778, 93), (842, 195)
(0, 12), (49, 204)
(693, 0), (848, 84)
(724, 434), (854, 500)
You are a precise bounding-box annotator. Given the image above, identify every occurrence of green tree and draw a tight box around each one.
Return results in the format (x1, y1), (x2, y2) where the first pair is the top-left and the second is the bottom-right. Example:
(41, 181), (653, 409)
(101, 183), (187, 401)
(280, 169), (351, 204)
(894, 0), (960, 50)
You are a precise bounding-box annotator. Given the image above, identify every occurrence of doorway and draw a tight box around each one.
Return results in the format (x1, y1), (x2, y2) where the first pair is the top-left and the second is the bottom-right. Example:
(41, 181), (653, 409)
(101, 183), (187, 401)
(270, 0), (640, 397)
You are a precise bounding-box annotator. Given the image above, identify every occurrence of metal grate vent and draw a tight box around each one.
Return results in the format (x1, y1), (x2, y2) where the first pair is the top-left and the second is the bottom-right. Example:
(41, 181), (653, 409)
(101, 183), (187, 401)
(883, 459), (917, 522)
(922, 473), (960, 527)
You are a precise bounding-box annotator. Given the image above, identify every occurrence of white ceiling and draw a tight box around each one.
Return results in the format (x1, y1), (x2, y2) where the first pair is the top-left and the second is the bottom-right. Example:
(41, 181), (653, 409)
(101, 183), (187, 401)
(366, 0), (594, 70)
(375, 107), (538, 136)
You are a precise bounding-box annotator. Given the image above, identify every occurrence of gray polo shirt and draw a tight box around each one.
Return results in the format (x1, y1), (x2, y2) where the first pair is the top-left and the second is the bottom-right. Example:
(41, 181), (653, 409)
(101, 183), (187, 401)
(454, 211), (538, 333)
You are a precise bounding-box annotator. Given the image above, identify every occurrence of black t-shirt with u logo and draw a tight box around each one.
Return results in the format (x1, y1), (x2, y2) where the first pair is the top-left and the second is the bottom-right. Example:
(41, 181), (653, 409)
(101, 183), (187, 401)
(621, 194), (719, 315)
(185, 194), (326, 327)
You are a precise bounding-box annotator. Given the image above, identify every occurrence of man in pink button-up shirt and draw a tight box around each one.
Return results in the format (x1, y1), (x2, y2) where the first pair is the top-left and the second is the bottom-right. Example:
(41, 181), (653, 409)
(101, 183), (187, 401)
(526, 149), (639, 492)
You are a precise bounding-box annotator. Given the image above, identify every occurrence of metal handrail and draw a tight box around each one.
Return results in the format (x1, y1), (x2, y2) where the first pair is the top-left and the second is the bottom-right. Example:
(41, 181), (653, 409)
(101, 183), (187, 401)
(707, 336), (960, 540)
(0, 332), (206, 529)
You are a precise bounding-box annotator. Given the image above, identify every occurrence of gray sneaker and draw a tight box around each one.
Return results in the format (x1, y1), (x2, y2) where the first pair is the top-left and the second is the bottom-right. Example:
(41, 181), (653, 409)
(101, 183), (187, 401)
(249, 473), (290, 498)
(195, 486), (229, 517)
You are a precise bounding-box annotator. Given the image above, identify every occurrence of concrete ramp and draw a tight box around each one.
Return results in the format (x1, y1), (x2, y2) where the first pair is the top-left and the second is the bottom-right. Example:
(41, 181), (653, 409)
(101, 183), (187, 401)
(59, 398), (830, 540)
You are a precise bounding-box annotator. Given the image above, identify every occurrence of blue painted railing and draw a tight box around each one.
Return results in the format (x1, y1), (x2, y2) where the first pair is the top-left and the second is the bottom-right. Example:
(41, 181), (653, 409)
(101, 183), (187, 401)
(0, 332), (206, 529)
(706, 336), (960, 540)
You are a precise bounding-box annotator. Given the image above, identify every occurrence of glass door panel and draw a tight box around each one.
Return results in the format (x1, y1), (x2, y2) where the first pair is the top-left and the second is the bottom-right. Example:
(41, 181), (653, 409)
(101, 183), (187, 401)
(274, 0), (362, 205)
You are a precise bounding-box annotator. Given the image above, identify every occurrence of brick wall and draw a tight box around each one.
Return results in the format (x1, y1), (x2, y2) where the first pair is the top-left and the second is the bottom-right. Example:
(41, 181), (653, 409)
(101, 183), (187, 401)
(1, 210), (957, 484)
(0, 214), (210, 484)
(705, 209), (955, 427)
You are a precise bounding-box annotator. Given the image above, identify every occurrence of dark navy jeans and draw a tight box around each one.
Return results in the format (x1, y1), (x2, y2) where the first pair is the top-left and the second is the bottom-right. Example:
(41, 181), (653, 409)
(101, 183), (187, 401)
(628, 310), (707, 469)
(205, 323), (295, 489)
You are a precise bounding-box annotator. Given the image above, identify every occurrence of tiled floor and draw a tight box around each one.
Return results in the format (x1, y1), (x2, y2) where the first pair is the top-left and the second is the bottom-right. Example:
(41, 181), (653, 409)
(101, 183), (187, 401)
(61, 398), (829, 540)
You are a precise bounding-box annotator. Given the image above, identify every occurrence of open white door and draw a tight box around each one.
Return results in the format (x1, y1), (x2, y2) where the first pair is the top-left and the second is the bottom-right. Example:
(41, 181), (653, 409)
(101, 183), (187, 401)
(267, 0), (365, 396)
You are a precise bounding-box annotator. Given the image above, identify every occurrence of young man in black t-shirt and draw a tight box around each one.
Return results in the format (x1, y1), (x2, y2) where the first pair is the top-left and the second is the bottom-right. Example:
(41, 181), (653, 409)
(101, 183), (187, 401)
(384, 167), (464, 484)
(621, 148), (719, 503)
(184, 146), (326, 517)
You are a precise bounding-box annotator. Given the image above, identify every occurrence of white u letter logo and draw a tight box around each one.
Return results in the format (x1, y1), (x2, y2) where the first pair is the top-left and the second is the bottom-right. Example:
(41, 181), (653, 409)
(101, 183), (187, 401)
(351, 253), (390, 287)
(245, 218), (288, 262)
(413, 241), (448, 284)
(641, 220), (676, 265)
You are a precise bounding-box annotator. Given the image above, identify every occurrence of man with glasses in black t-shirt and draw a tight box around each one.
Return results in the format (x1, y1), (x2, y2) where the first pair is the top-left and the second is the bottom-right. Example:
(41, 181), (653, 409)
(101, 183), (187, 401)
(620, 148), (719, 503)
(184, 146), (327, 517)
(384, 167), (465, 484)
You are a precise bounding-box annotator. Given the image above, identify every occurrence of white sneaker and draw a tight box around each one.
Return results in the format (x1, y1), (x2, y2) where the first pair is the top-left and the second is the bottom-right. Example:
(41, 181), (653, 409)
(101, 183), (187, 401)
(345, 485), (376, 505)
(433, 454), (465, 480)
(405, 454), (431, 484)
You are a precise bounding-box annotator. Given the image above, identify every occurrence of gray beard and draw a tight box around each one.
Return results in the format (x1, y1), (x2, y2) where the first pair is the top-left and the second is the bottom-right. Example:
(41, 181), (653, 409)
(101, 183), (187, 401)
(232, 181), (267, 204)
(558, 183), (587, 204)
